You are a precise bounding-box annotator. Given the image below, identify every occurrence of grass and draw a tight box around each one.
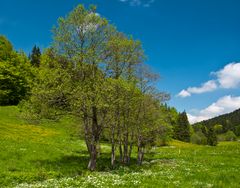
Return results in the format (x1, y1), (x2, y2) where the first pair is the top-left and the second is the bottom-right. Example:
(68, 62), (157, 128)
(0, 106), (240, 187)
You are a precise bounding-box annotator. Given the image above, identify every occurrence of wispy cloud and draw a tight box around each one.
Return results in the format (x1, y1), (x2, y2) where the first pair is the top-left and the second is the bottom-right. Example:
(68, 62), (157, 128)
(143, 0), (155, 7)
(178, 80), (217, 98)
(187, 95), (240, 124)
(119, 0), (155, 7)
(177, 62), (240, 98)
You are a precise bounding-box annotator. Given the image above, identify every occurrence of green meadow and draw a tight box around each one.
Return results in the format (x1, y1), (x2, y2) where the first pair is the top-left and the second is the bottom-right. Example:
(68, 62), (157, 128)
(0, 106), (239, 188)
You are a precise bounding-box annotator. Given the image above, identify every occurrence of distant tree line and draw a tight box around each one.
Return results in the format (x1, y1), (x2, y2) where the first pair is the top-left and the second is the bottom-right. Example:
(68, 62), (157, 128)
(193, 109), (240, 143)
(194, 109), (240, 136)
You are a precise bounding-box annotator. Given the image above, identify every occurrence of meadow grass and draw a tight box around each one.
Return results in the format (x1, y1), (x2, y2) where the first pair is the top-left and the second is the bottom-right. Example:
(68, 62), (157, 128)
(0, 106), (240, 187)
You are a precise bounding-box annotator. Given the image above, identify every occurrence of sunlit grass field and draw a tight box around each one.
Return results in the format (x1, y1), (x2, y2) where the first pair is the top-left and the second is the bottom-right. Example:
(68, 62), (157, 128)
(0, 106), (240, 187)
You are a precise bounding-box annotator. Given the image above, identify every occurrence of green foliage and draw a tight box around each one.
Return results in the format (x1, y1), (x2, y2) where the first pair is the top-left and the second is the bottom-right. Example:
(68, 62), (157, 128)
(206, 127), (218, 146)
(214, 124), (223, 134)
(1, 3), (239, 187)
(21, 4), (172, 170)
(218, 130), (237, 141)
(174, 111), (191, 142)
(155, 124), (172, 146)
(190, 131), (207, 145)
(225, 130), (237, 141)
(153, 104), (178, 146)
(22, 50), (72, 119)
(0, 35), (13, 61)
(235, 125), (240, 136)
(0, 50), (34, 105)
(193, 125), (218, 146)
(29, 45), (41, 67)
(194, 108), (240, 136)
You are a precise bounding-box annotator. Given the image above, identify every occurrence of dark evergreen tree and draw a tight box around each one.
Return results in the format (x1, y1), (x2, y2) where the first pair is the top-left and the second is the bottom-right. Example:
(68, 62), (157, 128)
(174, 111), (191, 142)
(30, 45), (41, 67)
(235, 125), (240, 136)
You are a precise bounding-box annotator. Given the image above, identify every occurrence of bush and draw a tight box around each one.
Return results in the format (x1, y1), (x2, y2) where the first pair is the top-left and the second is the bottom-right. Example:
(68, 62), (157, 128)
(190, 131), (207, 145)
(207, 127), (218, 146)
(235, 125), (240, 137)
(155, 124), (172, 146)
(218, 131), (237, 141)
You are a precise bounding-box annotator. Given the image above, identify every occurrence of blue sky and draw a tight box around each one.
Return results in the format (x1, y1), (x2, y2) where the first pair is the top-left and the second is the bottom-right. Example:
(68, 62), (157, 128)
(1, 0), (240, 123)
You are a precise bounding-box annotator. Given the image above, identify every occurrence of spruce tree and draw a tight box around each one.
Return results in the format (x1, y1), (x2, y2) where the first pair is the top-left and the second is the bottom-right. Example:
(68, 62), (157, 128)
(30, 45), (41, 67)
(174, 111), (191, 142)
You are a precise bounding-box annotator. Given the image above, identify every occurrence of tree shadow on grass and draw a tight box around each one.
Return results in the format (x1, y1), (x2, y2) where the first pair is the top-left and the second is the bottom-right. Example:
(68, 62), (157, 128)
(33, 153), (113, 176)
(33, 152), (147, 178)
(33, 155), (89, 177)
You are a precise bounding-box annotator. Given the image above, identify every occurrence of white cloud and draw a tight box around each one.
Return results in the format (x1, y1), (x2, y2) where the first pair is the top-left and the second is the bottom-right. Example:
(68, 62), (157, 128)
(130, 0), (141, 6)
(119, 0), (155, 7)
(177, 80), (217, 98)
(177, 62), (240, 98)
(214, 63), (240, 89)
(187, 113), (210, 124)
(143, 0), (155, 7)
(177, 89), (191, 97)
(188, 80), (217, 94)
(187, 95), (240, 124)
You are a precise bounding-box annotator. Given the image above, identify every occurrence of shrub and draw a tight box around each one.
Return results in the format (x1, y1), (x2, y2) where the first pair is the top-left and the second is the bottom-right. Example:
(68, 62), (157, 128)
(218, 131), (237, 141)
(207, 127), (218, 146)
(235, 125), (240, 137)
(190, 131), (207, 145)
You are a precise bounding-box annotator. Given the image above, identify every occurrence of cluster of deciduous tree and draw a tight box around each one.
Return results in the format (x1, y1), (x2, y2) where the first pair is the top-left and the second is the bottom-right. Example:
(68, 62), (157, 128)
(0, 36), (34, 105)
(2, 4), (219, 171)
(19, 5), (177, 170)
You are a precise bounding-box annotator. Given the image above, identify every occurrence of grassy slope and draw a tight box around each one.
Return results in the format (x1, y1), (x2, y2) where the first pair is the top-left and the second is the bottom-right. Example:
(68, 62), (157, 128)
(0, 106), (240, 188)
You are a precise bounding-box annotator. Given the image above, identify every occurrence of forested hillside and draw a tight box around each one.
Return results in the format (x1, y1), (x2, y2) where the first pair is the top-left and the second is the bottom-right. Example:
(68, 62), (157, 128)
(194, 108), (240, 136)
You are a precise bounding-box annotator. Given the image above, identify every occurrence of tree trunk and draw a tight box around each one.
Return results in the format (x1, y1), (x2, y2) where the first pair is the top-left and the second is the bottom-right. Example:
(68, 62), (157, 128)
(119, 141), (123, 162)
(88, 144), (97, 171)
(87, 106), (100, 171)
(137, 147), (144, 165)
(97, 140), (101, 157)
(118, 124), (123, 162)
(83, 113), (91, 153)
(111, 125), (116, 167)
(137, 136), (144, 165)
(128, 143), (133, 164)
(127, 130), (134, 164)
(111, 144), (116, 167)
(123, 132), (129, 164)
